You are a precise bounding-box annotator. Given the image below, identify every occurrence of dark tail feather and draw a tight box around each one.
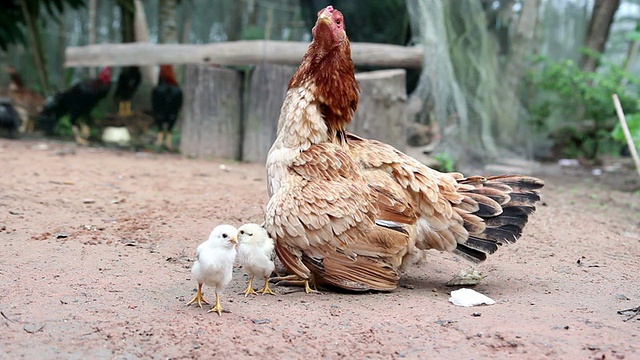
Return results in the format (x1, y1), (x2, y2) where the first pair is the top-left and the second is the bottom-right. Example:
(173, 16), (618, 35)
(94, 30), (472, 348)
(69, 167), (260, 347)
(455, 174), (544, 263)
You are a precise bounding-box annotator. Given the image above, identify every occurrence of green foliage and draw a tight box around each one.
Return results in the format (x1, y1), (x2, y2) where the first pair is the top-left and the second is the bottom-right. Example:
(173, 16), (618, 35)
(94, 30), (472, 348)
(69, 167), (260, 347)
(0, 0), (86, 50)
(53, 115), (73, 137)
(611, 112), (640, 150)
(528, 57), (639, 159)
(434, 152), (455, 173)
(241, 26), (265, 40)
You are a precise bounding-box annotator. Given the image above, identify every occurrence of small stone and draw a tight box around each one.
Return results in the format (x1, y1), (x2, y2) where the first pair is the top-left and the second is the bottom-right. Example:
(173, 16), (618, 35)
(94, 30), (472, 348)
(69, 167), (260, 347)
(472, 312), (481, 317)
(252, 318), (271, 325)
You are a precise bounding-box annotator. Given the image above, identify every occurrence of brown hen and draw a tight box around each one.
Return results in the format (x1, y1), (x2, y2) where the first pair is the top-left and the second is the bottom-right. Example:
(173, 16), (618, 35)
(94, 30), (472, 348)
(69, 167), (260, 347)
(265, 6), (543, 292)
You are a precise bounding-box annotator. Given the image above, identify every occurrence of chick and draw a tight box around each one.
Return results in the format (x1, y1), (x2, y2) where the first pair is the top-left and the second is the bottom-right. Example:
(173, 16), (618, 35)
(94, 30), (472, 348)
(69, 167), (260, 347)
(237, 223), (276, 296)
(186, 224), (238, 315)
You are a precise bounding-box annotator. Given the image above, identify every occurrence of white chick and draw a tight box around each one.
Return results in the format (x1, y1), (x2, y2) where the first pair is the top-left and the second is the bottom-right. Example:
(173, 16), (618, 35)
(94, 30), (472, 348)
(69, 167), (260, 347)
(186, 224), (238, 315)
(237, 223), (276, 296)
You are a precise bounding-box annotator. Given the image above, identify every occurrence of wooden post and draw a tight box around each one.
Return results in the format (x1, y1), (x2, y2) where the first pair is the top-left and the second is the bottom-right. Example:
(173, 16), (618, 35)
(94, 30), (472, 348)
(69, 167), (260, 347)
(242, 64), (297, 163)
(180, 65), (242, 159)
(351, 69), (408, 151)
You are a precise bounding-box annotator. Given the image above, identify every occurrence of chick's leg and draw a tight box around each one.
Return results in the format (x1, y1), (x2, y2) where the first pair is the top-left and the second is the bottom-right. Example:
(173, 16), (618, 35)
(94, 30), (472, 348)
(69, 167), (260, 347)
(208, 291), (224, 316)
(186, 283), (209, 308)
(259, 276), (276, 295)
(243, 275), (258, 297)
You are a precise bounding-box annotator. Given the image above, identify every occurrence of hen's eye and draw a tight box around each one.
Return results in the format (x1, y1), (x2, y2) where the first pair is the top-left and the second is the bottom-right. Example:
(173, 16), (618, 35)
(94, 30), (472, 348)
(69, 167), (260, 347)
(336, 19), (341, 25)
(222, 233), (228, 238)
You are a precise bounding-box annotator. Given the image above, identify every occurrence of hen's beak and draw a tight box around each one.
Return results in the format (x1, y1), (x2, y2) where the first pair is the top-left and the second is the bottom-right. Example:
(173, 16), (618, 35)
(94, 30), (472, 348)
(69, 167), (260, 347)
(318, 10), (332, 24)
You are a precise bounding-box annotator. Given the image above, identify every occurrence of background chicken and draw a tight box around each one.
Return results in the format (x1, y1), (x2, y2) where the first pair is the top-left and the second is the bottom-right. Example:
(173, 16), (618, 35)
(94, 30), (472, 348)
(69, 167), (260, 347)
(237, 223), (276, 296)
(265, 6), (544, 293)
(187, 224), (238, 315)
(37, 67), (112, 144)
(0, 98), (21, 138)
(152, 65), (183, 150)
(113, 66), (141, 116)
(6, 66), (45, 133)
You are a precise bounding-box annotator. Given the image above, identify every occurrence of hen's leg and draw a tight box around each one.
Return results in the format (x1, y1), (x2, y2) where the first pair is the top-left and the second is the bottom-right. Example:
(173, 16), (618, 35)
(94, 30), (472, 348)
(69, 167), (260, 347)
(165, 131), (173, 150)
(259, 276), (276, 295)
(271, 274), (318, 294)
(208, 291), (224, 316)
(72, 125), (89, 145)
(243, 275), (258, 297)
(156, 130), (164, 147)
(118, 101), (124, 116)
(186, 283), (209, 308)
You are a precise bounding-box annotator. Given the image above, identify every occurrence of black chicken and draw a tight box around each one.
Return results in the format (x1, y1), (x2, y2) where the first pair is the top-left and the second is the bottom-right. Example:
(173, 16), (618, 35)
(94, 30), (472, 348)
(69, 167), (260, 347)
(152, 65), (183, 149)
(0, 97), (21, 138)
(38, 67), (112, 144)
(114, 66), (141, 116)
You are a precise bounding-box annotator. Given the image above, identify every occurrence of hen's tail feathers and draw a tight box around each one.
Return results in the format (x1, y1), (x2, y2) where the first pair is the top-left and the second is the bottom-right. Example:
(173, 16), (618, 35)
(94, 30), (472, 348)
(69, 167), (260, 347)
(454, 175), (544, 263)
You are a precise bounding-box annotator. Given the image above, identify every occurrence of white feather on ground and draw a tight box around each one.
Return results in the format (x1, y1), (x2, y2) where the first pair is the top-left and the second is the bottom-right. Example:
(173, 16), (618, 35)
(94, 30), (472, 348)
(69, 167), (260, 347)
(237, 223), (276, 296)
(187, 224), (238, 315)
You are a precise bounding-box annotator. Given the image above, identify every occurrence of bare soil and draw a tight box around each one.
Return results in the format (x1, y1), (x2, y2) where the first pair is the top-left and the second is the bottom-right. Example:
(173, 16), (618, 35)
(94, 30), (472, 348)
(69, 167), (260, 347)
(1, 138), (639, 359)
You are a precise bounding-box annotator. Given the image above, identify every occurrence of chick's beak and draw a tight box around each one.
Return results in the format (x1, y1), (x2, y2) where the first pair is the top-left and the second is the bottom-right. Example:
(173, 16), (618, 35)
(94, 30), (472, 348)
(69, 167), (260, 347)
(230, 235), (238, 245)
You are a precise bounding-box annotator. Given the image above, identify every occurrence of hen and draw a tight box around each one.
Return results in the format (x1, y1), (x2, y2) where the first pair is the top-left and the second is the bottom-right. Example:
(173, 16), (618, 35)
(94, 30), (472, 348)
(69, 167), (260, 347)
(187, 224), (238, 315)
(152, 65), (183, 149)
(265, 6), (544, 293)
(237, 223), (276, 296)
(37, 67), (112, 144)
(0, 97), (21, 138)
(6, 66), (45, 133)
(113, 66), (141, 116)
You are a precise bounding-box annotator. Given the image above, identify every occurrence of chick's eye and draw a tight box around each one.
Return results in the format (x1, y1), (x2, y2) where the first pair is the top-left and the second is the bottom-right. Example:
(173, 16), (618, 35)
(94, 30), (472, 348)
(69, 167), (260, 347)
(222, 233), (228, 238)
(240, 230), (244, 235)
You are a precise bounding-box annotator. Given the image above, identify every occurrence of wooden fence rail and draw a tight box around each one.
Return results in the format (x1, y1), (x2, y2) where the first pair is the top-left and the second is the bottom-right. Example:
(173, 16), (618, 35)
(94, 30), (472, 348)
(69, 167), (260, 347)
(64, 41), (424, 69)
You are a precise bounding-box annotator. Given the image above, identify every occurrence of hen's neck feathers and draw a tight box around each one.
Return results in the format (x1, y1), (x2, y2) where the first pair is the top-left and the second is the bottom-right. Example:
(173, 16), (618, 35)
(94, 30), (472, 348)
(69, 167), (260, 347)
(275, 39), (359, 149)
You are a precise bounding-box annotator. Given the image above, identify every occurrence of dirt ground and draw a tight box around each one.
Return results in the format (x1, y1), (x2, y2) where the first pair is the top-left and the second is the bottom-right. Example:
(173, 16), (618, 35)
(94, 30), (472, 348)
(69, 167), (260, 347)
(1, 138), (639, 359)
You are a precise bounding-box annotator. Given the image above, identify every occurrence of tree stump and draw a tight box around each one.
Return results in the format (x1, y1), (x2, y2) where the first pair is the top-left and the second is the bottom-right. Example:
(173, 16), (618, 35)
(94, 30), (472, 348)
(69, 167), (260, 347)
(180, 65), (242, 159)
(350, 69), (408, 151)
(242, 64), (297, 163)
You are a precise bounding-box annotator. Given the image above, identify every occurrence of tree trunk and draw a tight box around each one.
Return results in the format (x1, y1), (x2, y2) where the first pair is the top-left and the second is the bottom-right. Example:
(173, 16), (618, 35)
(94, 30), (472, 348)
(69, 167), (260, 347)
(500, 0), (539, 146)
(119, 0), (135, 43)
(580, 0), (621, 72)
(20, 0), (50, 93)
(621, 22), (640, 86)
(133, 0), (155, 85)
(88, 0), (98, 77)
(227, 0), (244, 41)
(158, 0), (178, 44)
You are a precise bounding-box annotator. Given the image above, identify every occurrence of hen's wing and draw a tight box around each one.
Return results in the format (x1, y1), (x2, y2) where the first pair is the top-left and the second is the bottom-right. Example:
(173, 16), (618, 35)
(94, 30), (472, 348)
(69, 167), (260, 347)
(266, 142), (409, 291)
(346, 132), (543, 263)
